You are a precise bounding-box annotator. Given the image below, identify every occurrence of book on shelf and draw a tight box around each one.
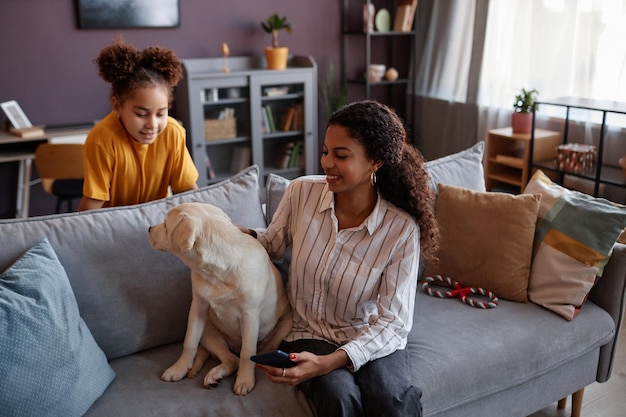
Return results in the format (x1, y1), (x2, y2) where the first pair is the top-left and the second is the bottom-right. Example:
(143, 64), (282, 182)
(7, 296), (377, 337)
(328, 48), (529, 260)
(394, 0), (418, 32)
(230, 145), (251, 173)
(274, 141), (295, 169)
(9, 126), (45, 138)
(263, 86), (289, 97)
(289, 103), (304, 131)
(279, 106), (296, 131)
(265, 105), (276, 133)
(261, 106), (270, 134)
(288, 141), (303, 169)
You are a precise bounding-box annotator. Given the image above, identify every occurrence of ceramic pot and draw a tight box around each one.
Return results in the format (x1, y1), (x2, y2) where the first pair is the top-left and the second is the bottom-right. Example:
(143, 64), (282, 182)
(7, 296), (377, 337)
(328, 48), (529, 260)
(511, 112), (533, 134)
(264, 47), (289, 70)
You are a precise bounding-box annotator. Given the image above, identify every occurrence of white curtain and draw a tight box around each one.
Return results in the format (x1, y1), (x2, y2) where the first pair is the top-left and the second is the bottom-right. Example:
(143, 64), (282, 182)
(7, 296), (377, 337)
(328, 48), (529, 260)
(478, 0), (626, 139)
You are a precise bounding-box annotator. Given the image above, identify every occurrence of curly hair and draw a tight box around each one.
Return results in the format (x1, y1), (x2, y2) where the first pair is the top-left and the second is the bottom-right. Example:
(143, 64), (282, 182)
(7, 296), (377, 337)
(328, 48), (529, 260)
(95, 38), (183, 105)
(327, 100), (439, 262)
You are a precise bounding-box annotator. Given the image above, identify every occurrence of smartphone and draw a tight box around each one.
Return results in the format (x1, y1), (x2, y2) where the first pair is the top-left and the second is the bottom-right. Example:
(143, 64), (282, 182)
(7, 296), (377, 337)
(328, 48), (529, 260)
(250, 350), (296, 368)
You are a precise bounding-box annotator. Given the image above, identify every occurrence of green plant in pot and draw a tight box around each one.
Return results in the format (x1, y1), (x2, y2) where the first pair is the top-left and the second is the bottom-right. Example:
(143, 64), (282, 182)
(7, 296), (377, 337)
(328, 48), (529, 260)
(261, 13), (292, 70)
(512, 88), (538, 134)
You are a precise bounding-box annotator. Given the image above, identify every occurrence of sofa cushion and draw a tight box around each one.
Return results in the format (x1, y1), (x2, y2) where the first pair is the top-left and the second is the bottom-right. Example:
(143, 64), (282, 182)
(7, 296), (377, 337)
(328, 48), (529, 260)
(266, 172), (294, 223)
(424, 141), (486, 194)
(424, 183), (541, 302)
(523, 170), (626, 320)
(84, 343), (315, 417)
(0, 239), (116, 417)
(0, 165), (266, 360)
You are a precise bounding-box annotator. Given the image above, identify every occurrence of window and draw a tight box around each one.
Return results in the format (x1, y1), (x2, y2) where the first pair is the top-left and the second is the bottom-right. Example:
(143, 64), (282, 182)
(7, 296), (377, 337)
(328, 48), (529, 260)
(479, 0), (626, 125)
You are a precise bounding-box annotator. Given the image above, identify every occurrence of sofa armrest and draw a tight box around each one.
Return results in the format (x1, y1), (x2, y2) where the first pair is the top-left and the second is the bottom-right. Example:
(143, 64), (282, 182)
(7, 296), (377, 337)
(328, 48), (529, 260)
(588, 242), (626, 382)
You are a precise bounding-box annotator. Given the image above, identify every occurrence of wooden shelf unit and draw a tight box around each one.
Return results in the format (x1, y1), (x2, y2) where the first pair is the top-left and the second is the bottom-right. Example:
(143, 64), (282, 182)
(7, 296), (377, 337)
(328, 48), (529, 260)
(486, 127), (561, 192)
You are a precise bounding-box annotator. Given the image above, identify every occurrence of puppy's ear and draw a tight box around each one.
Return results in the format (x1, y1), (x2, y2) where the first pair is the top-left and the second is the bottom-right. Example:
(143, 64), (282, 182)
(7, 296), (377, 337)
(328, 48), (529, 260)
(170, 214), (197, 253)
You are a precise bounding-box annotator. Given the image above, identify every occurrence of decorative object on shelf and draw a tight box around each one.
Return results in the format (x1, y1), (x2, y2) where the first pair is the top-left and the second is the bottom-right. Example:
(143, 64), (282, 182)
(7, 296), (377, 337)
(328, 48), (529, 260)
(221, 43), (230, 73)
(385, 67), (399, 81)
(512, 88), (538, 134)
(367, 64), (386, 82)
(555, 143), (597, 174)
(363, 3), (375, 32)
(620, 156), (626, 179)
(374, 8), (391, 32)
(261, 13), (292, 70)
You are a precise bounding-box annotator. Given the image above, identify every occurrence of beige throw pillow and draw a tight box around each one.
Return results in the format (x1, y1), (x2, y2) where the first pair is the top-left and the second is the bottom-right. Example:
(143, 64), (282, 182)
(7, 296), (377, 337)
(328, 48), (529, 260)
(424, 184), (541, 302)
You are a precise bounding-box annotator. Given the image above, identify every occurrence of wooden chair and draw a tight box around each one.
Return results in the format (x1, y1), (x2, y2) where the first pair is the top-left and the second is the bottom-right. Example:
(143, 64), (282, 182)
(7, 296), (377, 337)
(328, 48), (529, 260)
(34, 143), (84, 213)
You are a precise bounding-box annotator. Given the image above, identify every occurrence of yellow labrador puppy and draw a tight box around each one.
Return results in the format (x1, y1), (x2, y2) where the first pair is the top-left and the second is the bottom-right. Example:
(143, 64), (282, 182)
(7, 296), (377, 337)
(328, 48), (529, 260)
(148, 203), (292, 395)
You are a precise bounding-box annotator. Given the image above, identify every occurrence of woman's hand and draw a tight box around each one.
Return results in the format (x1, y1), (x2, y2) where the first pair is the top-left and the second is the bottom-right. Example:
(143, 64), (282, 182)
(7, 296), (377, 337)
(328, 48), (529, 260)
(256, 350), (349, 385)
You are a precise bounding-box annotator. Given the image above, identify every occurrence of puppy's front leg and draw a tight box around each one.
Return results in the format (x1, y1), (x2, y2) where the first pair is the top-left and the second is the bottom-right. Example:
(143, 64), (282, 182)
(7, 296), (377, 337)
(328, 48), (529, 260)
(161, 294), (207, 382)
(234, 312), (260, 395)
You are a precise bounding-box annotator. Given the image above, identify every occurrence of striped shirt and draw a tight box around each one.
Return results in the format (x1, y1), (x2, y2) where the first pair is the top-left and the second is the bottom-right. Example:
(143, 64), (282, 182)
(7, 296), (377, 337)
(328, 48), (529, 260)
(258, 176), (420, 372)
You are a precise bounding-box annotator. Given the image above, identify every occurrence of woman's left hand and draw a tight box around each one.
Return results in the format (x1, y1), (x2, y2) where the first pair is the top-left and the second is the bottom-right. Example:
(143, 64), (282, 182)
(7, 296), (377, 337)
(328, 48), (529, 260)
(256, 350), (348, 385)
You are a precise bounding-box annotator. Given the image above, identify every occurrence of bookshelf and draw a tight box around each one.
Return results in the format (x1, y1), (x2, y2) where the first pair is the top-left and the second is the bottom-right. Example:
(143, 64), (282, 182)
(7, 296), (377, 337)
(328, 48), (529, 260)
(173, 56), (318, 187)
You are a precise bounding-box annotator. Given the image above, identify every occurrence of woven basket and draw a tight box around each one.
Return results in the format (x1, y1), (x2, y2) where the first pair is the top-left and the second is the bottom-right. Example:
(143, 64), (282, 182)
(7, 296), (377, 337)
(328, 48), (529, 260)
(204, 118), (236, 141)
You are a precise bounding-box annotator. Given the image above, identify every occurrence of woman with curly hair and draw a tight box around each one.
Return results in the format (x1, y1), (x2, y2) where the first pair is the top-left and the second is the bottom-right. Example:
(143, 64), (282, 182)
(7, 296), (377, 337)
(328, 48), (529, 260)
(253, 100), (438, 416)
(79, 39), (198, 211)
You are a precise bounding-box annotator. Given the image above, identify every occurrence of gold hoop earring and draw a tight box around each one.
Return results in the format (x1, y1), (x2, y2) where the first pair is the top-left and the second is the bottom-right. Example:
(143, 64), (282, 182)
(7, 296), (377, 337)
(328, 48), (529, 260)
(370, 171), (377, 187)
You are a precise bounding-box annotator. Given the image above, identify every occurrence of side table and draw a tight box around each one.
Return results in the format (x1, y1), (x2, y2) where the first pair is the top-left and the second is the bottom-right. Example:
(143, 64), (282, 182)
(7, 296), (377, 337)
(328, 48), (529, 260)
(485, 127), (561, 192)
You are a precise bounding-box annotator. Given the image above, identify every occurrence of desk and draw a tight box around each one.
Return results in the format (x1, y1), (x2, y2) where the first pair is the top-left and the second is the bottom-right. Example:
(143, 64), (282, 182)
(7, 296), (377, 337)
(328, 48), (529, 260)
(0, 127), (92, 218)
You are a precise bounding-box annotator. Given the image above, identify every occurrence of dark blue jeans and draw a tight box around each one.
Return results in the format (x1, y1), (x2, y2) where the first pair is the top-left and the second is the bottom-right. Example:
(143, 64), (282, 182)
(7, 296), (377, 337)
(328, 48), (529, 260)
(280, 339), (423, 417)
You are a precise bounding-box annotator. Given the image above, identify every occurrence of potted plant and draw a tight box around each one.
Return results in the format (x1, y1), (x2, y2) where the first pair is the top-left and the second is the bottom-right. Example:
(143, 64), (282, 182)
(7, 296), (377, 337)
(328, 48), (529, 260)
(261, 13), (292, 70)
(512, 88), (538, 134)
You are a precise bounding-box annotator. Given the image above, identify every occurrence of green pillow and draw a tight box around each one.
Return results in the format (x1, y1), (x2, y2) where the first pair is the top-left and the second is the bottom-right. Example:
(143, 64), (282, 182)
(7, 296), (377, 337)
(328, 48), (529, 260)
(0, 239), (115, 417)
(523, 170), (626, 320)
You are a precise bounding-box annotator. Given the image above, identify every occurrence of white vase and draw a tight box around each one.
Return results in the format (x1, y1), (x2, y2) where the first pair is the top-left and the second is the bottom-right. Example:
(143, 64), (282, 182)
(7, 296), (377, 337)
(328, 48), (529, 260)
(363, 4), (375, 32)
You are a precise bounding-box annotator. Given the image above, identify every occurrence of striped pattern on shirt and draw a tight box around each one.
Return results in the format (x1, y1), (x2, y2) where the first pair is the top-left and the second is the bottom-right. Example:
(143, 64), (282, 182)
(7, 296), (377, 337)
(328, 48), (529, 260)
(258, 176), (420, 371)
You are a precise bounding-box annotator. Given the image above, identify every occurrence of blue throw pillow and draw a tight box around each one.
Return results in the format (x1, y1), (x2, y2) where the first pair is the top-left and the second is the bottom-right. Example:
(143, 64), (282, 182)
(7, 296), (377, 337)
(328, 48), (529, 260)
(0, 238), (115, 417)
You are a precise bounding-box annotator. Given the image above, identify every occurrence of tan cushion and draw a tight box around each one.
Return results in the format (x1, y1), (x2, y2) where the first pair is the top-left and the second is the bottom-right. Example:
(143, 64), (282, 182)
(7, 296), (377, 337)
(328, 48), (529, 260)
(424, 184), (541, 302)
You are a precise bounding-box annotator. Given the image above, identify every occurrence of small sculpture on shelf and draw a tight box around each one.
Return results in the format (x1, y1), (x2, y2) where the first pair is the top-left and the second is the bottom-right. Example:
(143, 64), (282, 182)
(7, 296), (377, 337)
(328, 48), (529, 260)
(221, 42), (230, 73)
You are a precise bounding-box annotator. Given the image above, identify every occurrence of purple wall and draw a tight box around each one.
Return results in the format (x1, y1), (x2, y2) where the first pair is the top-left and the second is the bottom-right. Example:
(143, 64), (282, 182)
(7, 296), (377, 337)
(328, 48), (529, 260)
(0, 0), (341, 218)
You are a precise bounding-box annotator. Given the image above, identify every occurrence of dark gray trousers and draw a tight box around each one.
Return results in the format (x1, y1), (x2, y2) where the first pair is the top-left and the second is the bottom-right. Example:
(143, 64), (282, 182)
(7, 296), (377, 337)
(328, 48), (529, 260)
(280, 339), (423, 417)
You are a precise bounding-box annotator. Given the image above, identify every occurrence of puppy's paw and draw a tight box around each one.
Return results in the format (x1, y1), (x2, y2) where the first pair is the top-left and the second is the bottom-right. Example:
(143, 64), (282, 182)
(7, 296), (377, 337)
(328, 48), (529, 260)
(203, 364), (235, 389)
(161, 362), (191, 382)
(233, 375), (255, 396)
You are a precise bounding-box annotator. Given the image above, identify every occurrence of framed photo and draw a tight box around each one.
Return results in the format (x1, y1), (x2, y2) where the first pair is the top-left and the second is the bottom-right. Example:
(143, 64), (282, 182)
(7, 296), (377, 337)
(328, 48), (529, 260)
(1, 100), (32, 129)
(75, 0), (180, 29)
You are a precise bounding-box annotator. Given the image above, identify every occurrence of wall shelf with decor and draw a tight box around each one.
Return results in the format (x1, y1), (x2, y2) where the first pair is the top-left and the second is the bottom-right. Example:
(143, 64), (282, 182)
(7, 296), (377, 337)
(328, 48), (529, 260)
(173, 56), (317, 187)
(342, 0), (418, 124)
(529, 97), (626, 200)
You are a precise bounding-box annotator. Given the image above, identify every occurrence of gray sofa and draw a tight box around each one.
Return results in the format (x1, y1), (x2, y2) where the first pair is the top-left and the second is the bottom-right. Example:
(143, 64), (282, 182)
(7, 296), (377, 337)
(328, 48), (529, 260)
(0, 142), (624, 417)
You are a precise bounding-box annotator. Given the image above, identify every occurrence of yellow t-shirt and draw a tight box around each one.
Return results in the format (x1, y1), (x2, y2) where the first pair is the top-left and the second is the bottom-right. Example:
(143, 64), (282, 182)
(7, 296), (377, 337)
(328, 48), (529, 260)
(83, 112), (199, 207)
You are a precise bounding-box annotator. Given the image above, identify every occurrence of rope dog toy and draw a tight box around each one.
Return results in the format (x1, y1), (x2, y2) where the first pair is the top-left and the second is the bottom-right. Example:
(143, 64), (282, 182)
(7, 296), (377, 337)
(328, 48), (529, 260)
(422, 275), (498, 309)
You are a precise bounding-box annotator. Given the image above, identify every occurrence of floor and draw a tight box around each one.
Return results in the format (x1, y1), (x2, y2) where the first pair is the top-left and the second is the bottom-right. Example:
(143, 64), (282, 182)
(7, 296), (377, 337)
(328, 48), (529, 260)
(529, 319), (626, 417)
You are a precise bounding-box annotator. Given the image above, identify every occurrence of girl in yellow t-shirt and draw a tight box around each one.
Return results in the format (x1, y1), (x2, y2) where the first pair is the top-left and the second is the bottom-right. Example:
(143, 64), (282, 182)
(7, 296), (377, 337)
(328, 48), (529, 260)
(79, 39), (198, 211)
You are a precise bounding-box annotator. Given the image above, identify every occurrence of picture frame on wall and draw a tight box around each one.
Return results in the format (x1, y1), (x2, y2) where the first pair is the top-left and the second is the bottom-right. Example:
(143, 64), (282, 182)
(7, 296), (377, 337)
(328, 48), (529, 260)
(75, 0), (180, 29)
(1, 100), (33, 129)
